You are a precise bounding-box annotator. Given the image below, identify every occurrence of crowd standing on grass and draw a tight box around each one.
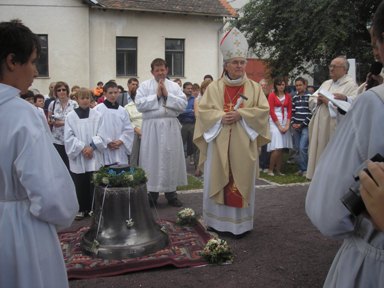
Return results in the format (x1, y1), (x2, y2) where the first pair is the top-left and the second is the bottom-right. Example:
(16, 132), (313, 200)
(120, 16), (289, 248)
(6, 1), (384, 285)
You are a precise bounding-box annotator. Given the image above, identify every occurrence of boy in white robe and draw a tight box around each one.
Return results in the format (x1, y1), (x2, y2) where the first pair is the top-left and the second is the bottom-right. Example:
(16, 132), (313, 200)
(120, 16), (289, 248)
(64, 88), (103, 219)
(93, 81), (134, 166)
(0, 20), (78, 288)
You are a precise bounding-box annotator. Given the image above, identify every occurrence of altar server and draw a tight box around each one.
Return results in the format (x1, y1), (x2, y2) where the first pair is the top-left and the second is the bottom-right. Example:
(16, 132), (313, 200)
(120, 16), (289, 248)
(0, 19), (78, 288)
(93, 81), (134, 166)
(64, 88), (103, 219)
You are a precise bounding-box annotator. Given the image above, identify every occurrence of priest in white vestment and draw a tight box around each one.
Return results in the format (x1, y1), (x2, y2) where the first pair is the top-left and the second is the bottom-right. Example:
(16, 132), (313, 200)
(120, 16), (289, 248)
(307, 56), (358, 179)
(135, 58), (187, 207)
(194, 28), (270, 236)
(0, 20), (78, 288)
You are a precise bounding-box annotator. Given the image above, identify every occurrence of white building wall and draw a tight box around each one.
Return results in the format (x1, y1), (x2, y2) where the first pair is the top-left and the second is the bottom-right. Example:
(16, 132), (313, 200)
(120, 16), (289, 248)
(0, 0), (90, 95)
(1, 1), (225, 94)
(89, 9), (223, 88)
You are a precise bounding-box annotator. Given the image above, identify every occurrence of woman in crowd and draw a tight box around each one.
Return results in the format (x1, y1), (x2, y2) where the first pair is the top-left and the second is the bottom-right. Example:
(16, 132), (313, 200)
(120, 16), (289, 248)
(48, 81), (78, 169)
(267, 77), (292, 176)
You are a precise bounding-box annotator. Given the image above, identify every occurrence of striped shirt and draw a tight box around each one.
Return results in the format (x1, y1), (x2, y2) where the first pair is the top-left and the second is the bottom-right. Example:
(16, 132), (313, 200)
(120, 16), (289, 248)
(291, 92), (312, 127)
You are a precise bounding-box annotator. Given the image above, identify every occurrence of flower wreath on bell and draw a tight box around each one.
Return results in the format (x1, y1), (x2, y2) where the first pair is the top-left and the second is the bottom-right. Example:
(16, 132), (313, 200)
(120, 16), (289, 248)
(93, 165), (147, 188)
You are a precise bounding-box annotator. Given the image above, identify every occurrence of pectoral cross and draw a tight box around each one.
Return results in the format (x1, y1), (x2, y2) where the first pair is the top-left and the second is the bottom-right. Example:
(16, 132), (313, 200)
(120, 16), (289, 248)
(227, 102), (234, 111)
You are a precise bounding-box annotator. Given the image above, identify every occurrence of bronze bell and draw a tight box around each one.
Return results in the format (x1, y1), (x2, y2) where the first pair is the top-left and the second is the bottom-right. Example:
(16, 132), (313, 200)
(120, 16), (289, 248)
(81, 166), (169, 259)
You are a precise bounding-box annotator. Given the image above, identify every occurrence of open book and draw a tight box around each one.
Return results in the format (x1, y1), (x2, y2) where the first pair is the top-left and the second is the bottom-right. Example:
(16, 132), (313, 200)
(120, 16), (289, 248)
(312, 88), (351, 112)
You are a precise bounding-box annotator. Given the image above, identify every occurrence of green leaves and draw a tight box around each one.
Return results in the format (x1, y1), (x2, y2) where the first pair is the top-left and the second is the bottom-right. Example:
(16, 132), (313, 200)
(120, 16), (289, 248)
(235, 0), (381, 83)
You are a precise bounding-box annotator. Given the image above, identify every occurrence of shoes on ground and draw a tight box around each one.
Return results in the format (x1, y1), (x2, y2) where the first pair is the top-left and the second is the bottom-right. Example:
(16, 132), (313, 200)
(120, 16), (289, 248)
(267, 171), (274, 176)
(75, 212), (85, 220)
(276, 172), (285, 176)
(168, 198), (183, 207)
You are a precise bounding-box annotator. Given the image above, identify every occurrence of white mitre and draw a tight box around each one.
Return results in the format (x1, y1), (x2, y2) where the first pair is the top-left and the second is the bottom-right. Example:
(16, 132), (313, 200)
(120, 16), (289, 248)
(220, 27), (249, 60)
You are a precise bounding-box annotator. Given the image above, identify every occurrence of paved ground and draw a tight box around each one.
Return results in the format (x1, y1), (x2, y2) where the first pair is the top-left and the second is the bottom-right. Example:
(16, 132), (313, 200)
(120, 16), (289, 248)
(69, 179), (341, 288)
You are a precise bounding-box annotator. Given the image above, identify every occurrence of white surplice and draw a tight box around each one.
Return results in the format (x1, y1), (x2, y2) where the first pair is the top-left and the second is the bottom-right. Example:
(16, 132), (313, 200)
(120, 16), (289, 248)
(306, 86), (384, 287)
(135, 78), (188, 192)
(0, 84), (78, 288)
(93, 103), (134, 166)
(64, 109), (103, 173)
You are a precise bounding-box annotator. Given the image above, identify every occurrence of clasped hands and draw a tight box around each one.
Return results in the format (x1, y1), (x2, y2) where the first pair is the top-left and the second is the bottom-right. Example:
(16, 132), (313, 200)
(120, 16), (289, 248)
(82, 146), (94, 159)
(157, 79), (168, 99)
(107, 140), (123, 150)
(221, 111), (241, 125)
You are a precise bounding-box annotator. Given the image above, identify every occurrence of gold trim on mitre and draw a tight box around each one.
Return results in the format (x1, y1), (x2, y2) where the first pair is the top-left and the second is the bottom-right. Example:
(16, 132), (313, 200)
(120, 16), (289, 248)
(220, 27), (249, 60)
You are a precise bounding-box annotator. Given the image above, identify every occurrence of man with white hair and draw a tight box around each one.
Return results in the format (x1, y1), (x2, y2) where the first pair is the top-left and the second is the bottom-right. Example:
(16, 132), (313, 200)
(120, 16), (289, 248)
(307, 56), (358, 179)
(194, 27), (270, 237)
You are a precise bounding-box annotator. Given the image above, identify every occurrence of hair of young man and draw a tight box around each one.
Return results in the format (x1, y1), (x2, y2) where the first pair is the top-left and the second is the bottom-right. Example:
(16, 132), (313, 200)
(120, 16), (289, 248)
(192, 83), (200, 91)
(151, 58), (167, 71)
(203, 74), (214, 81)
(183, 81), (193, 89)
(76, 87), (92, 99)
(103, 81), (118, 92)
(53, 81), (70, 97)
(373, 1), (384, 43)
(20, 90), (34, 100)
(33, 93), (45, 103)
(0, 19), (41, 79)
(128, 77), (139, 85)
(97, 81), (103, 86)
(295, 76), (308, 85)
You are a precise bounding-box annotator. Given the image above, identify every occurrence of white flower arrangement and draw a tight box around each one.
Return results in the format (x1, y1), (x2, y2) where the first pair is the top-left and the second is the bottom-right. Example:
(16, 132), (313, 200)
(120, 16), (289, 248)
(176, 208), (197, 226)
(200, 238), (234, 264)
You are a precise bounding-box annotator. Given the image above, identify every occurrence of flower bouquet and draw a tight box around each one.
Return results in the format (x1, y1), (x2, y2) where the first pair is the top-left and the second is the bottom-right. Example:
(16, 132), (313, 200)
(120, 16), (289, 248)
(176, 208), (197, 226)
(93, 165), (147, 188)
(200, 238), (234, 264)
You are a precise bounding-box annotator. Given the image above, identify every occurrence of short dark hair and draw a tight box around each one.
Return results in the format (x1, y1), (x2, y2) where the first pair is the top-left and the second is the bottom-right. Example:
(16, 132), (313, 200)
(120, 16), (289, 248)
(97, 81), (103, 86)
(203, 74), (214, 81)
(128, 77), (139, 85)
(151, 58), (167, 71)
(295, 77), (308, 85)
(34, 94), (45, 103)
(373, 1), (384, 43)
(183, 82), (193, 89)
(103, 81), (118, 92)
(20, 90), (34, 100)
(0, 19), (41, 79)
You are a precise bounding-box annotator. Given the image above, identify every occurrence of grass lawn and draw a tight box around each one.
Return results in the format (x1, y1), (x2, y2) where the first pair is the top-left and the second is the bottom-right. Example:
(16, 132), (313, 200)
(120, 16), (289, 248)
(177, 175), (203, 191)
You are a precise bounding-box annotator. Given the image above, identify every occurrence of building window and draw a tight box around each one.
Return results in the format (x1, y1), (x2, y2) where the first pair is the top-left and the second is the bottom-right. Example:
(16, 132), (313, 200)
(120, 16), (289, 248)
(165, 39), (184, 77)
(36, 35), (48, 77)
(116, 37), (137, 76)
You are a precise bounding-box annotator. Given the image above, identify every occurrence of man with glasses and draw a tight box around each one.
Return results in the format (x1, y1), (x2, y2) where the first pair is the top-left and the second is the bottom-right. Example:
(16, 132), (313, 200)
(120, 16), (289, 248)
(194, 28), (270, 237)
(307, 56), (358, 179)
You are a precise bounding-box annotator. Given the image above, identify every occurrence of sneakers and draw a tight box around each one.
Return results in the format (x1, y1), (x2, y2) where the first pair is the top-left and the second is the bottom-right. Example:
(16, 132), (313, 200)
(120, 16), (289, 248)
(267, 171), (274, 176)
(168, 198), (183, 207)
(276, 171), (285, 176)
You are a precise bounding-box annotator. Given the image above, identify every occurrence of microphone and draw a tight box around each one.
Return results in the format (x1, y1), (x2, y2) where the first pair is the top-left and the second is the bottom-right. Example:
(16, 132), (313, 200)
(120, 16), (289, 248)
(370, 61), (382, 75)
(366, 61), (383, 90)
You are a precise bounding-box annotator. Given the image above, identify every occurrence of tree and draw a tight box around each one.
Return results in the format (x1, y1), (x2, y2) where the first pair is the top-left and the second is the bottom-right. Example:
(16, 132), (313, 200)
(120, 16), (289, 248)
(235, 0), (381, 84)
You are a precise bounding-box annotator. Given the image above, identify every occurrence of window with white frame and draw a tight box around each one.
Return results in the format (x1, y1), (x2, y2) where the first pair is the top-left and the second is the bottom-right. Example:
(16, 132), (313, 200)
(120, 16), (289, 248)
(116, 37), (137, 76)
(36, 34), (48, 77)
(165, 39), (184, 77)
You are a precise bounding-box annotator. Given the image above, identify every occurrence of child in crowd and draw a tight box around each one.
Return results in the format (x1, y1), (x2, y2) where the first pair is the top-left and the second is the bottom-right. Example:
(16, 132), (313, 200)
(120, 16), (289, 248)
(93, 81), (134, 165)
(64, 88), (103, 219)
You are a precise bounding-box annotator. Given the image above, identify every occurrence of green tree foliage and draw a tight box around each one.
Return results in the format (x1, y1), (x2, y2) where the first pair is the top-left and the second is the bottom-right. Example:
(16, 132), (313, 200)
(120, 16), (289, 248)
(235, 0), (381, 83)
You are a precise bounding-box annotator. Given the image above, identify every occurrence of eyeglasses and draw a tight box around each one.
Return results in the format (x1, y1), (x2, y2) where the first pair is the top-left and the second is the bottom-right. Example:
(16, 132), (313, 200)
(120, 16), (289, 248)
(56, 89), (67, 92)
(328, 65), (344, 69)
(229, 60), (247, 66)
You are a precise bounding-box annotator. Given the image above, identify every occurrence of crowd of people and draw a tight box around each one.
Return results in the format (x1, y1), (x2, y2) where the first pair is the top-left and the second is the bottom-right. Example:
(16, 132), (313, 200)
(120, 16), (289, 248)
(3, 1), (384, 286)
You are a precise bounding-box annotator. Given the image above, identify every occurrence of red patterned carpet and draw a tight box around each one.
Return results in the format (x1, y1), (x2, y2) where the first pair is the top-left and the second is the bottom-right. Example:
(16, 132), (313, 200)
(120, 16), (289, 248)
(59, 220), (212, 279)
